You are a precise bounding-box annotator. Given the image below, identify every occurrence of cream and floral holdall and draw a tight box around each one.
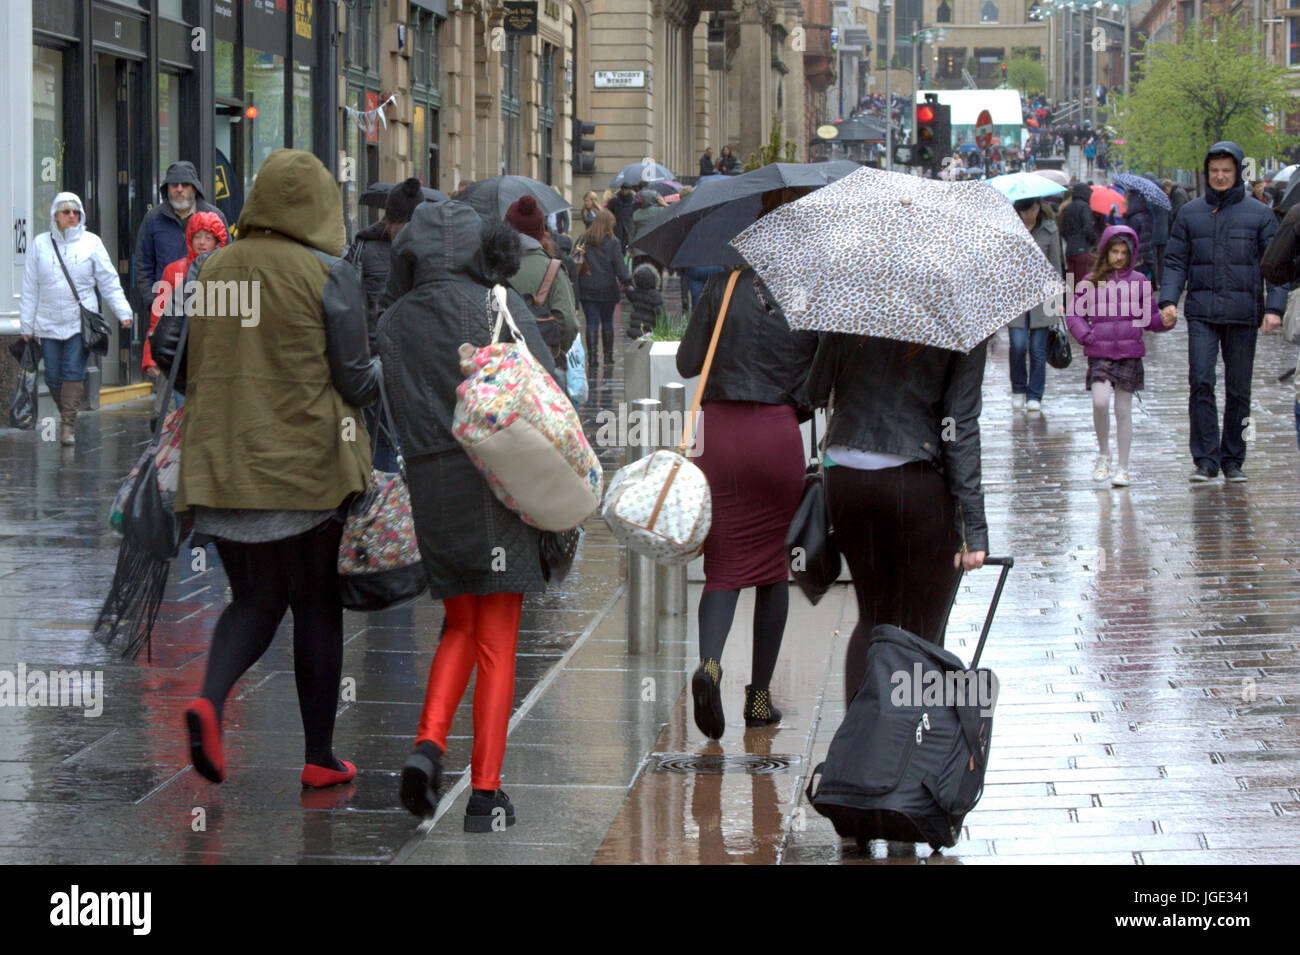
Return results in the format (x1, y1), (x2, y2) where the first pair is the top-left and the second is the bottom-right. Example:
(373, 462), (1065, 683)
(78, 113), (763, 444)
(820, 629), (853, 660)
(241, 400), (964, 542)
(602, 270), (741, 565)
(453, 285), (603, 531)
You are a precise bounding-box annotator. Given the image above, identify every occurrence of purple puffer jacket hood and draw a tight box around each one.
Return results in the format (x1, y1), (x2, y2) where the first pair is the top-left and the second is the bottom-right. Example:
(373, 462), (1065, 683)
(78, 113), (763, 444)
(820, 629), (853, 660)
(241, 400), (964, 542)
(1065, 225), (1171, 361)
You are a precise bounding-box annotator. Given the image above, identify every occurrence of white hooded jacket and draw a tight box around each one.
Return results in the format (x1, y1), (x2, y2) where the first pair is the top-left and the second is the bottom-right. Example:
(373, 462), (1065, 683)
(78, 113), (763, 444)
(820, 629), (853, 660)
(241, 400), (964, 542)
(19, 192), (134, 339)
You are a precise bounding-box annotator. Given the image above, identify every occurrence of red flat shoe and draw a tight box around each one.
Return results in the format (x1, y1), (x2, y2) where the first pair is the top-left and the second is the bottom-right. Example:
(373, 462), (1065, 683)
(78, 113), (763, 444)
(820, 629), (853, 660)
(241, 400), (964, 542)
(301, 760), (357, 788)
(184, 699), (225, 783)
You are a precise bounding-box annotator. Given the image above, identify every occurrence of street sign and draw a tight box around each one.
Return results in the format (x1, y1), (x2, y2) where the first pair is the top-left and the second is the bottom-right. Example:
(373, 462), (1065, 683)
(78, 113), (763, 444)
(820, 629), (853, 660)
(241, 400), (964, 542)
(975, 109), (994, 150)
(594, 70), (646, 89)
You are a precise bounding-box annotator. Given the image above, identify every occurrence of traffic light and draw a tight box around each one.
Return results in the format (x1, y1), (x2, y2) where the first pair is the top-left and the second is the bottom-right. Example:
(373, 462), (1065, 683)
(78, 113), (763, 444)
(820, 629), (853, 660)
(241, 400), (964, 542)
(573, 118), (596, 175)
(919, 65), (927, 87)
(1000, 63), (1007, 85)
(915, 100), (950, 173)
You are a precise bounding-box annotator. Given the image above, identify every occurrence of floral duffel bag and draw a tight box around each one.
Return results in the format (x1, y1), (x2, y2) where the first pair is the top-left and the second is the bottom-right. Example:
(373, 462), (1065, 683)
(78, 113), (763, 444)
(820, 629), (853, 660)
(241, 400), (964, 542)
(452, 285), (603, 532)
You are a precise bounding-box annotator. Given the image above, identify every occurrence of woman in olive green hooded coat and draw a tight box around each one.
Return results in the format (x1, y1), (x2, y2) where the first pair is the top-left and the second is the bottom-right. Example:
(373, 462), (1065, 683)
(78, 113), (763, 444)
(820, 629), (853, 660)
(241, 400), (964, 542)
(151, 149), (381, 791)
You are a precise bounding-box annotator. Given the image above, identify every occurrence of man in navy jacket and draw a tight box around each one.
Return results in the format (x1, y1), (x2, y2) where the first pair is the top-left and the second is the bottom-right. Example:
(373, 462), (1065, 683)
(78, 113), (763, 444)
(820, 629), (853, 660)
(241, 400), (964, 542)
(1159, 141), (1286, 483)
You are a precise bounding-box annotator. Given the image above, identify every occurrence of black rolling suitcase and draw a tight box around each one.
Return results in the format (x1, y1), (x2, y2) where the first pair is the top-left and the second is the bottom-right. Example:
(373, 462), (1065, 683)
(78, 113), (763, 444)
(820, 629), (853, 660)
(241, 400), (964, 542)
(805, 557), (1013, 851)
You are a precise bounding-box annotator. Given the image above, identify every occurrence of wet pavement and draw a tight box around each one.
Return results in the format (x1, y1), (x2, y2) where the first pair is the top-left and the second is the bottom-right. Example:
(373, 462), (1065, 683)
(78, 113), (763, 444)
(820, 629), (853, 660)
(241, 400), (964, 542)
(1, 312), (1299, 864)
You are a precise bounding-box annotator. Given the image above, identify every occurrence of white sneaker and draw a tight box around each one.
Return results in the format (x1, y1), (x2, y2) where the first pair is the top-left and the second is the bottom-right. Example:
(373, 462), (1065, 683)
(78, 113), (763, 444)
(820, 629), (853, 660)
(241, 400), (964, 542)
(1012, 394), (1026, 411)
(1111, 468), (1130, 487)
(1026, 399), (1042, 413)
(1092, 454), (1112, 482)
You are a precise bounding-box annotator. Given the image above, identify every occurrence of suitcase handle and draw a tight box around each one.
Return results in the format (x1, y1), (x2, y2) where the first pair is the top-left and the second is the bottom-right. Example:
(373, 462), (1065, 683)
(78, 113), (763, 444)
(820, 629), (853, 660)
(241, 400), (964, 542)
(963, 556), (1013, 670)
(805, 761), (825, 804)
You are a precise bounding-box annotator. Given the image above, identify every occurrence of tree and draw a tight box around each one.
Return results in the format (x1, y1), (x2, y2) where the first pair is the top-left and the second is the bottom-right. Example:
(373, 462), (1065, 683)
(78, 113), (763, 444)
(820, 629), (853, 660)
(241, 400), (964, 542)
(1112, 16), (1297, 177)
(743, 113), (798, 171)
(1001, 56), (1046, 95)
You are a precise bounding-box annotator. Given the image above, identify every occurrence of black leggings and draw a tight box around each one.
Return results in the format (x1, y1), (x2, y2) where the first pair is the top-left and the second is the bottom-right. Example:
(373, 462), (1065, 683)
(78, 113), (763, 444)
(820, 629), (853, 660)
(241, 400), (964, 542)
(826, 463), (963, 701)
(202, 519), (345, 768)
(697, 582), (789, 690)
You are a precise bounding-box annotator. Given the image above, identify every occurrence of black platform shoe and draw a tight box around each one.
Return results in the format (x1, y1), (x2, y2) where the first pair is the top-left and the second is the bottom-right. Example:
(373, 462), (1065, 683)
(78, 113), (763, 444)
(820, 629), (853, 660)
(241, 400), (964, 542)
(692, 659), (726, 740)
(465, 788), (516, 832)
(743, 685), (782, 728)
(399, 740), (443, 818)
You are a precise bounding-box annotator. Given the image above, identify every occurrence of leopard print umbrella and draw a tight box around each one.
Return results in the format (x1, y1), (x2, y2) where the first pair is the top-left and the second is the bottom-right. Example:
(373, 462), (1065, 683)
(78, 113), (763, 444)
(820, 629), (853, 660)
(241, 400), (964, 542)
(729, 166), (1059, 353)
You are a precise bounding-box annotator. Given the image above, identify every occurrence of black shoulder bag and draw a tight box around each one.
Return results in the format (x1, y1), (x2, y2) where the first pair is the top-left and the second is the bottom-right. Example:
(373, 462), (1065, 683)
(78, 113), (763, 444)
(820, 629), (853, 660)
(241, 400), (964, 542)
(50, 235), (113, 355)
(785, 414), (842, 605)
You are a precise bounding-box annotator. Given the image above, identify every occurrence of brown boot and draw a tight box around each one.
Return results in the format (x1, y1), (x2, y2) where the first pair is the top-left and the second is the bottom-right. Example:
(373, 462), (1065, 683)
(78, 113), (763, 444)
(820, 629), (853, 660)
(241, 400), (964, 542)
(59, 381), (81, 445)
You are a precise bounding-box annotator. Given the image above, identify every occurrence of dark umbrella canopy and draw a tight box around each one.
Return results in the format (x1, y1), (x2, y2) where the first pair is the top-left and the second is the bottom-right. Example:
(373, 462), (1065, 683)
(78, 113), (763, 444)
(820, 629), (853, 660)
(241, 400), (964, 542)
(826, 118), (887, 143)
(631, 160), (861, 267)
(668, 197), (756, 269)
(1112, 173), (1171, 211)
(454, 175), (569, 219)
(1278, 176), (1300, 214)
(611, 161), (674, 188)
(359, 182), (448, 208)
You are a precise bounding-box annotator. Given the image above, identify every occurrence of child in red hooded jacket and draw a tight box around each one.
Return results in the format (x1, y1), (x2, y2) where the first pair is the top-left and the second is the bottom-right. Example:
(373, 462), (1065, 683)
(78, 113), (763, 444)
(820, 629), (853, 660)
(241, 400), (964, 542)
(143, 210), (229, 380)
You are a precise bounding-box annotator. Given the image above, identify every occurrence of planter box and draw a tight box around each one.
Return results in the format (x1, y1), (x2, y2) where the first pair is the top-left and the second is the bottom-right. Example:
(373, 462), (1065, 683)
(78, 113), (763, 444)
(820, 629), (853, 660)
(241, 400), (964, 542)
(622, 338), (850, 585)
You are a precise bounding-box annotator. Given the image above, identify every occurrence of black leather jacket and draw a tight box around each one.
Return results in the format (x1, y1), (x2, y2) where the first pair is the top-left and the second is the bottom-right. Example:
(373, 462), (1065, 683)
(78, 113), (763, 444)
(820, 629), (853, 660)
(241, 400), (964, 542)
(807, 334), (989, 553)
(676, 269), (818, 414)
(150, 245), (381, 409)
(345, 220), (395, 350)
(1060, 185), (1098, 257)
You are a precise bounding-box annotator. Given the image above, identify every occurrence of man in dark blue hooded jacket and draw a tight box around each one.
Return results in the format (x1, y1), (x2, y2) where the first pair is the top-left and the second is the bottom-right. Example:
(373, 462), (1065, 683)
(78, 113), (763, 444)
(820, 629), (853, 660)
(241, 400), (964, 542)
(1159, 141), (1286, 483)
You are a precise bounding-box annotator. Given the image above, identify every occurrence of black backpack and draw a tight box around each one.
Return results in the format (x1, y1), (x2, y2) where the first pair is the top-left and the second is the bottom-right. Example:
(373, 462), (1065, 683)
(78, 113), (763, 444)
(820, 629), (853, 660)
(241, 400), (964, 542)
(806, 558), (1012, 852)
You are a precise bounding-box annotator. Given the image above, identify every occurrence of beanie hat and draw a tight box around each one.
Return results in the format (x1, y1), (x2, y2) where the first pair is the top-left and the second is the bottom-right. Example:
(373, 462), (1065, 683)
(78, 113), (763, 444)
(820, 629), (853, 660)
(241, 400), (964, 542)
(505, 194), (545, 241)
(385, 177), (424, 223)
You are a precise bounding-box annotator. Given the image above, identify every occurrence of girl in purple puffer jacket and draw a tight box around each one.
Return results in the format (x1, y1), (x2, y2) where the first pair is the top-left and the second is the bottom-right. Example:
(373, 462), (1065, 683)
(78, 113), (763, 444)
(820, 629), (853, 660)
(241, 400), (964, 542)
(1066, 225), (1177, 487)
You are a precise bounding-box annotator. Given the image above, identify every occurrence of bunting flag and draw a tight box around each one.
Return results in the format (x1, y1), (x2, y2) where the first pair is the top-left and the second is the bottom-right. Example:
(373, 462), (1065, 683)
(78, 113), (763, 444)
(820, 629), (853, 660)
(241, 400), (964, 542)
(344, 93), (397, 138)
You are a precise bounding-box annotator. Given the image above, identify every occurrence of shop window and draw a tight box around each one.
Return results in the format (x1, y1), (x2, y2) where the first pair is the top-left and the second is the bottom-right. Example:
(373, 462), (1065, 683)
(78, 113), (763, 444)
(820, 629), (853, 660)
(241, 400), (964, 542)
(244, 47), (285, 194)
(158, 71), (182, 173)
(292, 62), (313, 150)
(1292, 18), (1300, 67)
(32, 44), (67, 223)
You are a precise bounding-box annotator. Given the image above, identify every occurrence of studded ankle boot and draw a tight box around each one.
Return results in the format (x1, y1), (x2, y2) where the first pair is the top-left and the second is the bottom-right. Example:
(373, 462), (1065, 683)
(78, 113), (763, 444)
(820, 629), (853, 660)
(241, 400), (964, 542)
(691, 658), (725, 740)
(744, 685), (782, 728)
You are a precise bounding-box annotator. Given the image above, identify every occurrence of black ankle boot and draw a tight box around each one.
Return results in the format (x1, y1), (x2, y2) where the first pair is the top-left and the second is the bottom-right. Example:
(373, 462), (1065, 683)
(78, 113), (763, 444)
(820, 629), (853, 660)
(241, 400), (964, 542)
(399, 740), (443, 818)
(744, 685), (782, 728)
(465, 788), (516, 832)
(691, 659), (725, 740)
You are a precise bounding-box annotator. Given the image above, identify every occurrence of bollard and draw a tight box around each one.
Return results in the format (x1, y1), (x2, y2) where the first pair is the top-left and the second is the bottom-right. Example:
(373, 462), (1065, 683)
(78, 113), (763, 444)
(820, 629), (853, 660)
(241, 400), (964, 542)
(627, 398), (660, 654)
(656, 383), (688, 622)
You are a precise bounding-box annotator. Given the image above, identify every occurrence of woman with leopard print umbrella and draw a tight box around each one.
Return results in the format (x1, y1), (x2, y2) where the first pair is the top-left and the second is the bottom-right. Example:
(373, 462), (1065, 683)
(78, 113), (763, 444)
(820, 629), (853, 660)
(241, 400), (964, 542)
(731, 167), (1057, 698)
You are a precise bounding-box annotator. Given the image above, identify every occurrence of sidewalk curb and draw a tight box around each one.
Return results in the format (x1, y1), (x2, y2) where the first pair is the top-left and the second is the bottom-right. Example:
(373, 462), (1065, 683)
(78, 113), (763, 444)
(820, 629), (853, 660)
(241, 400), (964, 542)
(390, 579), (628, 864)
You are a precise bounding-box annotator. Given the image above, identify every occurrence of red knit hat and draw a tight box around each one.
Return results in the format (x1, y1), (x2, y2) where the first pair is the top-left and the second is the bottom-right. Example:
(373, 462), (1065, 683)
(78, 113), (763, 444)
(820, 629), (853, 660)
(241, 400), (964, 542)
(504, 194), (545, 241)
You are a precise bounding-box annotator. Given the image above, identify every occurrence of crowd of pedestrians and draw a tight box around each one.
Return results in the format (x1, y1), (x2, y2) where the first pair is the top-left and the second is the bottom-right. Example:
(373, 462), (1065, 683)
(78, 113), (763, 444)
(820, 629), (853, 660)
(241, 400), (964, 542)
(11, 122), (1300, 842)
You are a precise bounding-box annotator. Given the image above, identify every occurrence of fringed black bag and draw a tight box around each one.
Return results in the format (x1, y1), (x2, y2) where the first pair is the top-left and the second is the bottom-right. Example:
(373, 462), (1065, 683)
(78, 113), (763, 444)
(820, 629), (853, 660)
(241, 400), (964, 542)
(94, 309), (192, 660)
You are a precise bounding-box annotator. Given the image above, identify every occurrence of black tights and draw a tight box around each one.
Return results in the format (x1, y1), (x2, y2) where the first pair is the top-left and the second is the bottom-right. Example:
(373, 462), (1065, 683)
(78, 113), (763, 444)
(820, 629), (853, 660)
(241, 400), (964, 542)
(202, 519), (345, 769)
(826, 463), (963, 702)
(697, 582), (790, 689)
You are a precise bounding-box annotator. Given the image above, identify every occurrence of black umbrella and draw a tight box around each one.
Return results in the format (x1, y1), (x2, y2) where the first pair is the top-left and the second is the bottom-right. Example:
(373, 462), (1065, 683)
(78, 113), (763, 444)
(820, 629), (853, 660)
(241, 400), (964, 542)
(359, 182), (448, 208)
(454, 175), (570, 219)
(631, 161), (861, 268)
(1278, 176), (1300, 214)
(824, 118), (887, 143)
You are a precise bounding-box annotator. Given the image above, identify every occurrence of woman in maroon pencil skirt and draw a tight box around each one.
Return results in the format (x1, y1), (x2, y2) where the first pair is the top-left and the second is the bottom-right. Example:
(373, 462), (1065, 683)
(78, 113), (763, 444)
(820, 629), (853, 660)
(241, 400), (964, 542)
(675, 189), (818, 739)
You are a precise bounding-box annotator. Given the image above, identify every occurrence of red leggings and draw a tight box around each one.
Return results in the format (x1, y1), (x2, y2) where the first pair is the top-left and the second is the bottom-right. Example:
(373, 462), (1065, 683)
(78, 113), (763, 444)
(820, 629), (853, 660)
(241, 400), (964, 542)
(416, 593), (523, 791)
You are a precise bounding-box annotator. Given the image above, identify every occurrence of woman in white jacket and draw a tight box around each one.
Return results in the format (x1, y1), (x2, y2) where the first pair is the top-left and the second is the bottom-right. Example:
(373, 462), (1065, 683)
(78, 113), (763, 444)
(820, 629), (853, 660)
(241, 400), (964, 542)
(20, 192), (133, 445)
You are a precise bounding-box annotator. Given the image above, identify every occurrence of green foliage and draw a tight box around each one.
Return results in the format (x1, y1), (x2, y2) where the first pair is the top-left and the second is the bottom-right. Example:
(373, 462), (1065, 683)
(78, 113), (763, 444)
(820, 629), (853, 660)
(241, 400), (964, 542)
(649, 309), (688, 341)
(1002, 56), (1046, 95)
(891, 53), (902, 69)
(742, 114), (798, 172)
(1112, 16), (1298, 176)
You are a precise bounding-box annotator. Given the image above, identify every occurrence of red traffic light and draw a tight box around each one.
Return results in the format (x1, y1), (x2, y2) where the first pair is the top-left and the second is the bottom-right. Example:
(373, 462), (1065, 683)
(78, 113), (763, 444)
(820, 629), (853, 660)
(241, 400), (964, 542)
(245, 105), (259, 119)
(917, 105), (935, 123)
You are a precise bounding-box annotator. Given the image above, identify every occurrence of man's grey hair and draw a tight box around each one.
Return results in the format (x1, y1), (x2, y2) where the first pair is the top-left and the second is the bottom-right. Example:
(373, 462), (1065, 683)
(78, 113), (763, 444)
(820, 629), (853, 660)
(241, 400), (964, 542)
(54, 200), (80, 214)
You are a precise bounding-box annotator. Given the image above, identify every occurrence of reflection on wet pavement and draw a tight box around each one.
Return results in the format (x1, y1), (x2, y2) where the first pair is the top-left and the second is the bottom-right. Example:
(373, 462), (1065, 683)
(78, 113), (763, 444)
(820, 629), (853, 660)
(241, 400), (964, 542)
(2, 318), (1299, 864)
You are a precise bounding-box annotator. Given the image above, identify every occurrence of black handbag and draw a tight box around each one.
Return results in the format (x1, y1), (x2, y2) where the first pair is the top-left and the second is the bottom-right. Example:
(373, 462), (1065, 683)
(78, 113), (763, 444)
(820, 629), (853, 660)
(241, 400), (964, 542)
(1046, 321), (1072, 369)
(540, 527), (581, 584)
(50, 236), (112, 355)
(785, 416), (841, 605)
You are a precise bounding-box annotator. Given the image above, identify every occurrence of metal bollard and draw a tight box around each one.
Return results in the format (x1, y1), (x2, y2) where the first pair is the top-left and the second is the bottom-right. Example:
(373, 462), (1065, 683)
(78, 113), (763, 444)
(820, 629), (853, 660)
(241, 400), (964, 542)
(656, 383), (688, 622)
(627, 398), (660, 654)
